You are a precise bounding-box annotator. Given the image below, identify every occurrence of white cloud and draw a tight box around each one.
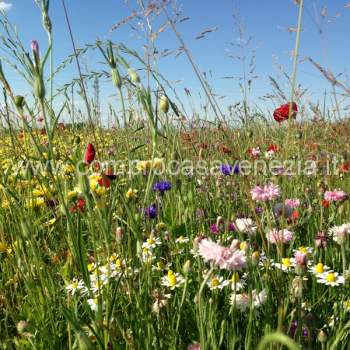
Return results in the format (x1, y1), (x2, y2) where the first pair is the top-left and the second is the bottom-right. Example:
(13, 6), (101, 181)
(0, 2), (12, 12)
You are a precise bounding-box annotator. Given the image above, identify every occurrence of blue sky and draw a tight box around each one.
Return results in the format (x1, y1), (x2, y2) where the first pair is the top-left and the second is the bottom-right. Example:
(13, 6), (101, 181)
(1, 0), (350, 120)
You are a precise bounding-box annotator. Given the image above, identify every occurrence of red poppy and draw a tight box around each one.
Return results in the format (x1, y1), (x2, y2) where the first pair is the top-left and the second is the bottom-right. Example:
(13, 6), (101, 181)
(321, 199), (329, 209)
(70, 198), (86, 213)
(267, 144), (279, 153)
(98, 175), (111, 188)
(339, 161), (350, 173)
(273, 102), (298, 123)
(84, 143), (96, 164)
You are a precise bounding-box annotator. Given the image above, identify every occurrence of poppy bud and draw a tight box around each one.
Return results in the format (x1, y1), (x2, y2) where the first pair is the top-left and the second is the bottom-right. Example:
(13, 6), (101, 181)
(84, 143), (95, 164)
(14, 95), (25, 110)
(128, 69), (140, 83)
(159, 95), (169, 113)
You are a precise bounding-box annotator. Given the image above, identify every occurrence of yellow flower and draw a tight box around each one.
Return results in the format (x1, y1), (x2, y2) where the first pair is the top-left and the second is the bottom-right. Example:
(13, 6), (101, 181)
(67, 190), (78, 199)
(26, 197), (45, 209)
(326, 273), (336, 283)
(315, 263), (324, 274)
(167, 270), (177, 287)
(282, 258), (292, 268)
(211, 277), (220, 287)
(136, 160), (152, 172)
(125, 188), (138, 200)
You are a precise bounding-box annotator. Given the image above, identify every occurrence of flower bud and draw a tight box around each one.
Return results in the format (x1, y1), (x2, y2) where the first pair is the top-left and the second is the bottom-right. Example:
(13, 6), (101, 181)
(115, 226), (124, 242)
(31, 40), (39, 56)
(230, 239), (240, 250)
(317, 330), (327, 343)
(183, 260), (192, 275)
(34, 75), (46, 100)
(14, 95), (25, 111)
(128, 69), (140, 83)
(159, 95), (169, 113)
(112, 68), (122, 89)
(16, 320), (28, 334)
(251, 251), (260, 265)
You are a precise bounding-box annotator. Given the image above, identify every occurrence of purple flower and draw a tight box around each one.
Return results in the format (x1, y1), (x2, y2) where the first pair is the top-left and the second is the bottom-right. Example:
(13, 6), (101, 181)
(220, 163), (239, 175)
(210, 224), (219, 234)
(145, 204), (157, 219)
(228, 222), (236, 232)
(153, 181), (172, 194)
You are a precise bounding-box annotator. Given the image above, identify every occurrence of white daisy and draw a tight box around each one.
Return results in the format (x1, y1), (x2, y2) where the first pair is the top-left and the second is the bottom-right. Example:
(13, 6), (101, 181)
(65, 279), (88, 296)
(175, 235), (189, 244)
(309, 262), (330, 276)
(317, 272), (345, 287)
(142, 236), (162, 249)
(207, 276), (230, 290)
(161, 270), (185, 290)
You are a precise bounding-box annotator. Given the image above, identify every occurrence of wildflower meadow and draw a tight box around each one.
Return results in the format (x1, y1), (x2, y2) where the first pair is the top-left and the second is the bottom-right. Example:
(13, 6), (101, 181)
(0, 0), (349, 349)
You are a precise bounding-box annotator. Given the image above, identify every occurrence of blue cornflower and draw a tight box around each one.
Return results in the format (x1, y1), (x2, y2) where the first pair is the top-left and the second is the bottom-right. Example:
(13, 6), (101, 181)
(220, 163), (239, 175)
(145, 204), (157, 219)
(153, 181), (172, 193)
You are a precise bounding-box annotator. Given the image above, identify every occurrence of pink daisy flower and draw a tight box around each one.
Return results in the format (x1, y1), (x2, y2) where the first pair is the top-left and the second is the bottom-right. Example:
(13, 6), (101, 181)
(267, 229), (294, 244)
(284, 198), (300, 209)
(251, 183), (280, 201)
(198, 239), (247, 271)
(324, 190), (347, 202)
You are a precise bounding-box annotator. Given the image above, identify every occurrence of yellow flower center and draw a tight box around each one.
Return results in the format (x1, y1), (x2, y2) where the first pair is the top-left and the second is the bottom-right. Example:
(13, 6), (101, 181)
(147, 238), (155, 245)
(168, 271), (177, 286)
(315, 263), (324, 273)
(326, 273), (336, 283)
(211, 278), (220, 287)
(72, 281), (78, 289)
(282, 258), (291, 267)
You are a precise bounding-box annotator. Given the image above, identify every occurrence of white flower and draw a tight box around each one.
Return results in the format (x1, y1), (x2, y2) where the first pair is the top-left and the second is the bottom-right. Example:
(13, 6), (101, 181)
(142, 247), (155, 263)
(230, 293), (250, 311)
(317, 272), (345, 287)
(230, 289), (267, 311)
(308, 262), (330, 276)
(235, 218), (257, 235)
(175, 236), (189, 244)
(207, 276), (229, 290)
(87, 298), (99, 311)
(142, 237), (162, 249)
(230, 272), (246, 291)
(161, 270), (185, 290)
(65, 279), (88, 296)
(328, 224), (350, 245)
(272, 258), (296, 272)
